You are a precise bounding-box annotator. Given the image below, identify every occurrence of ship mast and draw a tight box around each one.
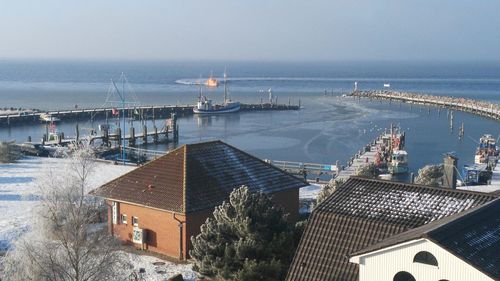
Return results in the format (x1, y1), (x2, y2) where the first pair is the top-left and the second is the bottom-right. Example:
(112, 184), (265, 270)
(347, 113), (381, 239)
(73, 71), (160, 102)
(223, 67), (228, 104)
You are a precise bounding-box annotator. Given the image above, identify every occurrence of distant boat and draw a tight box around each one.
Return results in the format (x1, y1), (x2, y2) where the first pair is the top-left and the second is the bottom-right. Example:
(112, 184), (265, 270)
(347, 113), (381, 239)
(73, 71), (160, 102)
(193, 71), (240, 114)
(204, 71), (219, 87)
(388, 150), (409, 174)
(40, 113), (60, 122)
(383, 83), (391, 88)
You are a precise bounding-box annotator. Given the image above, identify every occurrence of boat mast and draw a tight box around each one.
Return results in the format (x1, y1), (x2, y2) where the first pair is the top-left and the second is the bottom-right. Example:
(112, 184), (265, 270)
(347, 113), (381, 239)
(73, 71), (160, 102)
(223, 67), (228, 104)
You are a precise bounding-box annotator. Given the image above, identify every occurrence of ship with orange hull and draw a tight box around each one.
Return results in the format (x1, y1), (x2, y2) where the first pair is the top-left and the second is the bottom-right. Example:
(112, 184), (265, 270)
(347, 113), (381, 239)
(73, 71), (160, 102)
(204, 71), (219, 87)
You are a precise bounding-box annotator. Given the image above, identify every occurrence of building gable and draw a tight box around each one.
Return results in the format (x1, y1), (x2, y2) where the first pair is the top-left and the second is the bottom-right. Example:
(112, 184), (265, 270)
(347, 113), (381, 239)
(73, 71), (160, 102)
(286, 177), (496, 281)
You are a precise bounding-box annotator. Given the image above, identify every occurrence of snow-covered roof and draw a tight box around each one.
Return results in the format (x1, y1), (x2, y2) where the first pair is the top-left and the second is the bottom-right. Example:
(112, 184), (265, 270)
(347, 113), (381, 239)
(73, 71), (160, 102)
(286, 177), (496, 281)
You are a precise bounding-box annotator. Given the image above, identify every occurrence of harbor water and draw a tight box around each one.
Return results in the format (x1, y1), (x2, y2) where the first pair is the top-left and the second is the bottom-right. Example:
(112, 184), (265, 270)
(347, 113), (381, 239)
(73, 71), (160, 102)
(0, 61), (499, 174)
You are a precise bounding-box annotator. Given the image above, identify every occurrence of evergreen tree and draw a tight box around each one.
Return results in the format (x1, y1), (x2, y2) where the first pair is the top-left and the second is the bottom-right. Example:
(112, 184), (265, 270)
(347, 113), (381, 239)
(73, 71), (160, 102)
(415, 164), (444, 187)
(190, 186), (297, 281)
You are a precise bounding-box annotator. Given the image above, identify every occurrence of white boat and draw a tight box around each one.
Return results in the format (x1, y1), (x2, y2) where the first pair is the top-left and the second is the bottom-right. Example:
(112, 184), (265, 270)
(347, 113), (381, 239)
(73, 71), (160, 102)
(388, 150), (409, 174)
(383, 83), (391, 88)
(193, 71), (240, 114)
(40, 113), (61, 122)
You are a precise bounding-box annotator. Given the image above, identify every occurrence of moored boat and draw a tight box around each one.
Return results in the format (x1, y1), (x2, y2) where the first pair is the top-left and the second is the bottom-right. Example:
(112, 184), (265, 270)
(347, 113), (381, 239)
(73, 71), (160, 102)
(388, 150), (409, 174)
(474, 134), (499, 165)
(193, 71), (240, 114)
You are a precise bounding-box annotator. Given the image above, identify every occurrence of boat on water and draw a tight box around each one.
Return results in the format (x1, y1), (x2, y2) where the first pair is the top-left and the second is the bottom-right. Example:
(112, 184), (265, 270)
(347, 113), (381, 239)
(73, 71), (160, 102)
(193, 71), (240, 114)
(204, 71), (219, 87)
(40, 113), (60, 122)
(383, 83), (391, 88)
(474, 134), (499, 165)
(388, 150), (409, 174)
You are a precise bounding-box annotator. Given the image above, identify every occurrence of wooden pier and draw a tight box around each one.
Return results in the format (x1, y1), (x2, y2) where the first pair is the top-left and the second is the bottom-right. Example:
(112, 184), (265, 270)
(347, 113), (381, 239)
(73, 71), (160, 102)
(0, 102), (300, 127)
(350, 90), (500, 121)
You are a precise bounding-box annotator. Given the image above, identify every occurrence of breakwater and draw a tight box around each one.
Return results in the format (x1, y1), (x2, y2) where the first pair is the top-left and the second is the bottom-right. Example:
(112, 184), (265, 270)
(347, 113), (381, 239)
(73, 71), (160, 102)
(0, 102), (300, 127)
(350, 90), (500, 121)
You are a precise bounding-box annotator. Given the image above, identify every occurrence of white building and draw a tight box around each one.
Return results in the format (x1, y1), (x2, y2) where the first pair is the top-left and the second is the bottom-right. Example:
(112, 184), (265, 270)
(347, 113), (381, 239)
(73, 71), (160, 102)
(350, 199), (500, 281)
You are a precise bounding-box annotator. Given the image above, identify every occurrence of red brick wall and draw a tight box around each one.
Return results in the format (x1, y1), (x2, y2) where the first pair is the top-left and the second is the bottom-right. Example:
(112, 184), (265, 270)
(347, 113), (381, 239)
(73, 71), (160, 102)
(107, 200), (187, 259)
(106, 188), (299, 259)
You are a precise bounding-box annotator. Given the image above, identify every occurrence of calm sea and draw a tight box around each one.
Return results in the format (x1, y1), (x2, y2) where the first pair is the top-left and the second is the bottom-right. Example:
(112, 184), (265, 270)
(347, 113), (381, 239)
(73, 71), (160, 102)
(0, 60), (499, 175)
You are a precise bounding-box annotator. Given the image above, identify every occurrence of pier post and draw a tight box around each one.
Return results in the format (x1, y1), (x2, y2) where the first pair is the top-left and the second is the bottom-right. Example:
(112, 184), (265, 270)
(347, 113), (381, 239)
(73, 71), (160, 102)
(75, 124), (80, 142)
(129, 127), (136, 147)
(115, 127), (121, 148)
(142, 125), (148, 144)
(103, 128), (109, 147)
(153, 126), (158, 144)
(171, 113), (178, 142)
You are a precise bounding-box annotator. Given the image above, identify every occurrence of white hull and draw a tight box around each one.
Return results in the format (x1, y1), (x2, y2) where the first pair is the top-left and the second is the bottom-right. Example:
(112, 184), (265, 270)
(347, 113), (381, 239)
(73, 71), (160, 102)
(193, 104), (240, 114)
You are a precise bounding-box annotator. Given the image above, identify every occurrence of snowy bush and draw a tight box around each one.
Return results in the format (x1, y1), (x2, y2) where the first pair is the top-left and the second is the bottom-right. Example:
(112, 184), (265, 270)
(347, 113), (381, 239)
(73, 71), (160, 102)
(2, 145), (130, 281)
(190, 186), (299, 281)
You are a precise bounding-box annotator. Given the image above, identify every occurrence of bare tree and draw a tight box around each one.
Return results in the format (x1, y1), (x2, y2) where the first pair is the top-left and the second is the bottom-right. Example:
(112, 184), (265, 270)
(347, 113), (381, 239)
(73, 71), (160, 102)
(2, 145), (130, 281)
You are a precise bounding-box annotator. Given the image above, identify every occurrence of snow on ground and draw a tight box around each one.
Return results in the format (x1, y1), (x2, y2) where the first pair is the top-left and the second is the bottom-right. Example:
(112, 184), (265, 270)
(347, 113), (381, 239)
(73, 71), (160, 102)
(0, 157), (133, 250)
(124, 252), (196, 281)
(0, 157), (197, 279)
(299, 183), (323, 200)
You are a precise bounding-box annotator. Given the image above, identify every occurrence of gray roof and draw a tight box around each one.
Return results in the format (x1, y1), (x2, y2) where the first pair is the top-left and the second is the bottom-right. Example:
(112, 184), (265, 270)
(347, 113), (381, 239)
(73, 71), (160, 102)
(351, 198), (500, 280)
(286, 177), (497, 281)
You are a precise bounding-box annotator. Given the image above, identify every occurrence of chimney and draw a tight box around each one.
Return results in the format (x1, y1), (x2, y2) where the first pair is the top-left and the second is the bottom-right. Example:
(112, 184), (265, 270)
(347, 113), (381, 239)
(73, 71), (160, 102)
(443, 154), (458, 189)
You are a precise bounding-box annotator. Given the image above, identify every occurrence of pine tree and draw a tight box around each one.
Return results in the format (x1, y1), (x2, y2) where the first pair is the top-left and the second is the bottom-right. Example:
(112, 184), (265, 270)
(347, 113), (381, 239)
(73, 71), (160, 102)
(190, 186), (297, 281)
(415, 164), (444, 187)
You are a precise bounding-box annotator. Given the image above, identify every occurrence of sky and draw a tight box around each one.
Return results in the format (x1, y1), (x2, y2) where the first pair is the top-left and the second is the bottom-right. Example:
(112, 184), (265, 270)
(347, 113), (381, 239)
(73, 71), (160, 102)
(0, 0), (499, 62)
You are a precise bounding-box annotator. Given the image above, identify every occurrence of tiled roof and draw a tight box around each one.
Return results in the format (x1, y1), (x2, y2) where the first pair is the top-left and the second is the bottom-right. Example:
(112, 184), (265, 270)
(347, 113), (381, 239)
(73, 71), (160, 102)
(350, 199), (500, 280)
(91, 140), (307, 214)
(286, 177), (497, 281)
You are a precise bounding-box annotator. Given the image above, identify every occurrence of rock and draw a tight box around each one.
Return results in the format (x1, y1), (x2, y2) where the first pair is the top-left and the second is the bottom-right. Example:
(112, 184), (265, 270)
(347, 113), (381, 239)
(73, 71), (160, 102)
(167, 273), (184, 281)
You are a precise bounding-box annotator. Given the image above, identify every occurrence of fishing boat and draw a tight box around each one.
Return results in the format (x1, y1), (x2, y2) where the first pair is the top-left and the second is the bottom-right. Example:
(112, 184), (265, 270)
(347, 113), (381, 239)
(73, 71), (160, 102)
(204, 71), (219, 87)
(388, 150), (409, 174)
(193, 71), (240, 114)
(474, 134), (499, 165)
(40, 113), (60, 122)
(383, 83), (391, 88)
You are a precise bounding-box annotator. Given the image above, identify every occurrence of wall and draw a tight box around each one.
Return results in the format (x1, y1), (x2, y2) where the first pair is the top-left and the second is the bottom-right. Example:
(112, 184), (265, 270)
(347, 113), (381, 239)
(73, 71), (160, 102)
(106, 188), (300, 260)
(107, 200), (187, 260)
(356, 239), (494, 281)
(270, 188), (300, 222)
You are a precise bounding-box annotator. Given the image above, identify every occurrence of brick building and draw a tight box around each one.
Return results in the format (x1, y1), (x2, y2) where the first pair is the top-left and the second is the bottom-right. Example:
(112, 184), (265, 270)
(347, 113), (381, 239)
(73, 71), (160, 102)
(91, 140), (307, 260)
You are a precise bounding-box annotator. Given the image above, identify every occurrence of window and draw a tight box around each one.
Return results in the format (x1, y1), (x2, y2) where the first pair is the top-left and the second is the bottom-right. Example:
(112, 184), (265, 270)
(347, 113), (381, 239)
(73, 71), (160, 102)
(121, 214), (127, 224)
(111, 201), (118, 225)
(393, 271), (416, 281)
(132, 216), (139, 227)
(413, 251), (438, 266)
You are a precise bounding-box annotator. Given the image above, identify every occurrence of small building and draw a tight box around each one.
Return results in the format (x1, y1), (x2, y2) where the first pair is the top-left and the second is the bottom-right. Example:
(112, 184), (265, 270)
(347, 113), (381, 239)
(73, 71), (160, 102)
(349, 199), (500, 281)
(286, 177), (497, 281)
(91, 140), (307, 260)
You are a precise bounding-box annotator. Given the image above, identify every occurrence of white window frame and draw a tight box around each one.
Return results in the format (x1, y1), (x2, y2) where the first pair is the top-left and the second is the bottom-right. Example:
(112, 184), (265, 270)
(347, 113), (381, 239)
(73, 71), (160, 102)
(132, 216), (139, 227)
(121, 214), (127, 224)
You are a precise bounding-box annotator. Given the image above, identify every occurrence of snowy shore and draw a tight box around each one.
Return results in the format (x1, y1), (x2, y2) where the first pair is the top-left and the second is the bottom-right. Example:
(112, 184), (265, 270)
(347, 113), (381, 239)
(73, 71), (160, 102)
(0, 157), (197, 280)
